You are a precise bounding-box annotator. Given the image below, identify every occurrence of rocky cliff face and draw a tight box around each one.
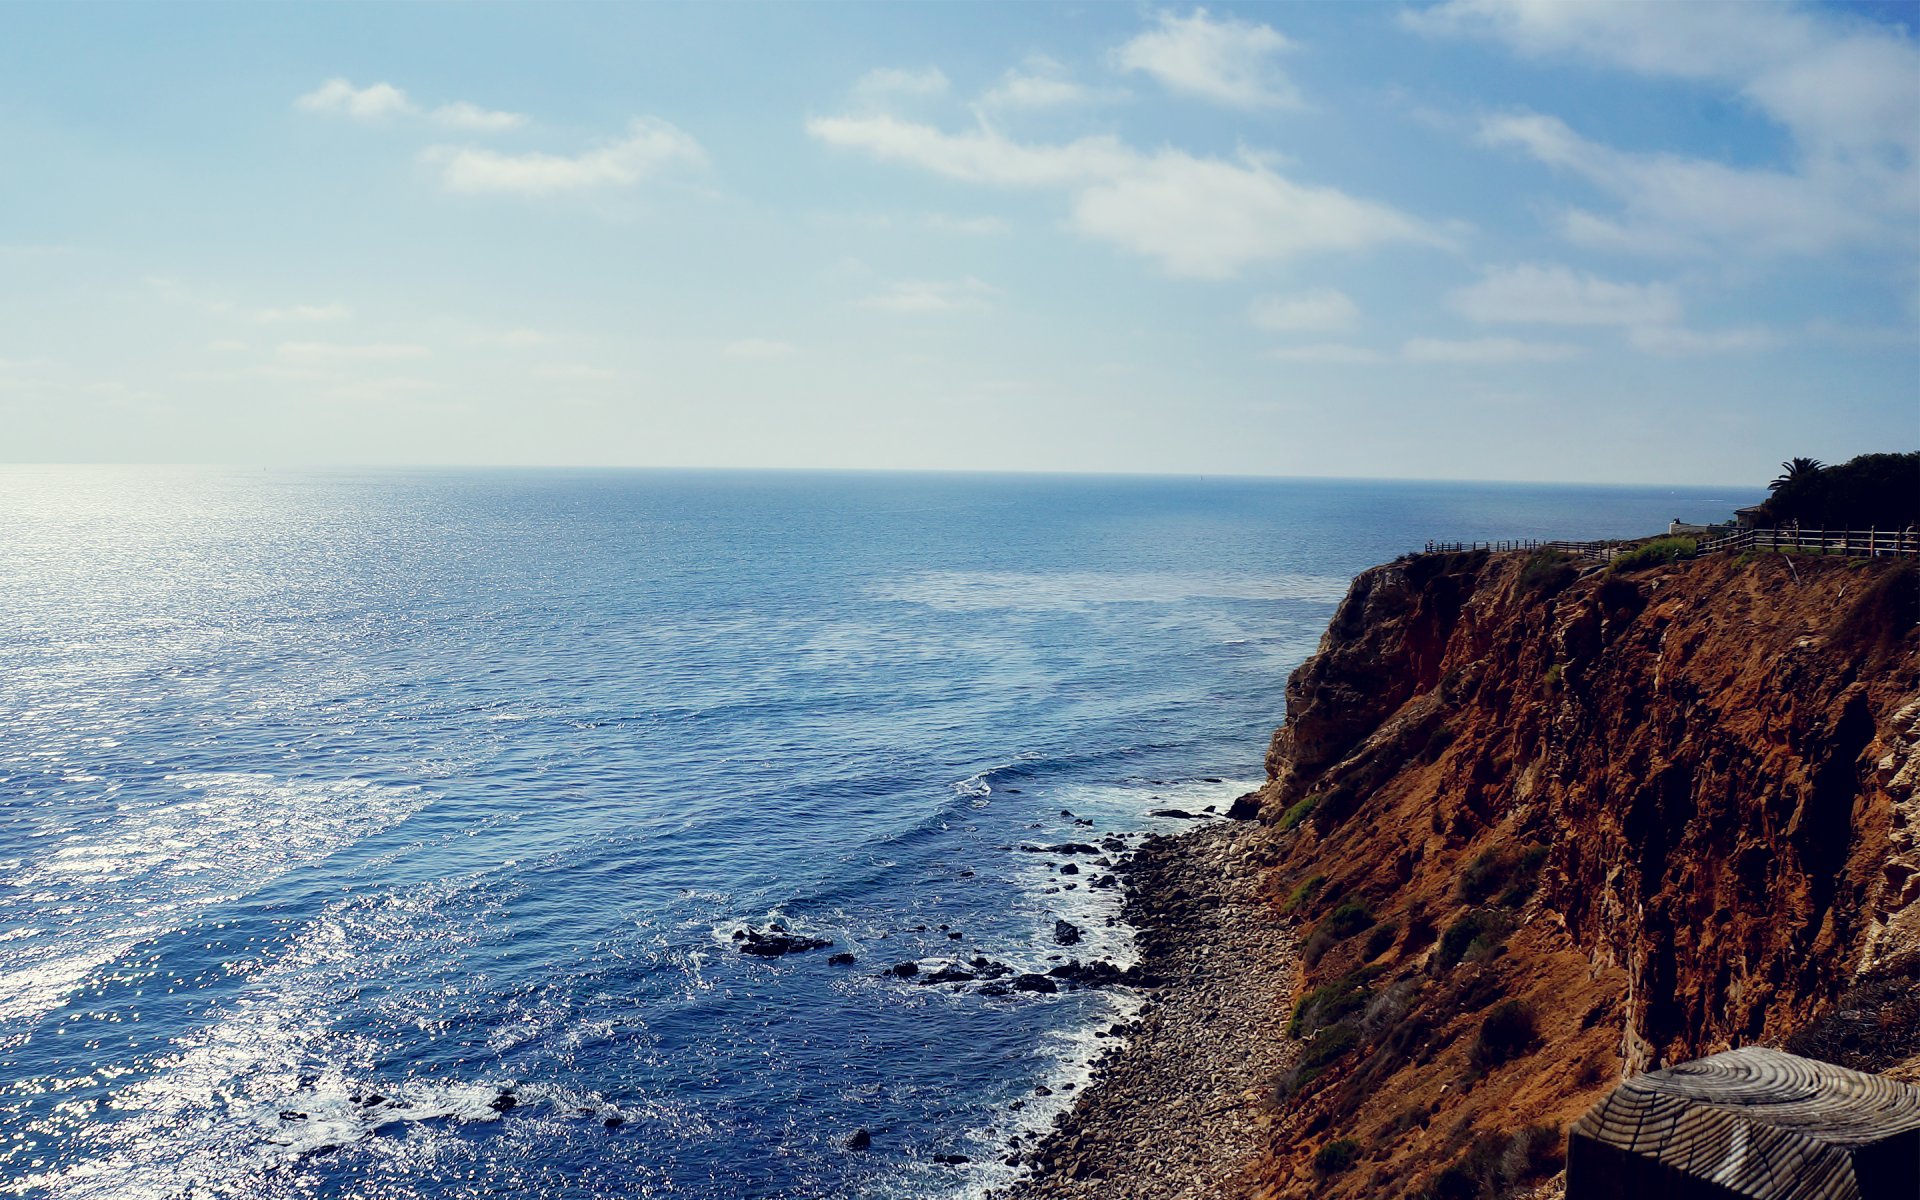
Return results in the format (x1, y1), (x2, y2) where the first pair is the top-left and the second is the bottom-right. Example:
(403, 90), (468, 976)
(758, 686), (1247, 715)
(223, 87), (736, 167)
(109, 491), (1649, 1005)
(1250, 549), (1919, 1198)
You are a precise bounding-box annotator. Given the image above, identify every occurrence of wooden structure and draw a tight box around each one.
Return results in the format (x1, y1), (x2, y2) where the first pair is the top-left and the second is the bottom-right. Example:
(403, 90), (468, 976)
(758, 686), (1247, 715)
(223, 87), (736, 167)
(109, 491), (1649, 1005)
(1567, 1048), (1920, 1200)
(1422, 527), (1919, 563)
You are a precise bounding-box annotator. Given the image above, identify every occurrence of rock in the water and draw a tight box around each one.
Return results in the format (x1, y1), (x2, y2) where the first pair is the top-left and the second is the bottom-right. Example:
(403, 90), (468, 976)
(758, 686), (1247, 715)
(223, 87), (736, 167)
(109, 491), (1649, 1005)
(1148, 808), (1202, 820)
(1225, 790), (1264, 820)
(1014, 973), (1059, 994)
(736, 926), (833, 957)
(1054, 919), (1083, 946)
(827, 951), (856, 966)
(489, 1091), (517, 1112)
(1059, 863), (1079, 875)
(845, 1128), (872, 1152)
(890, 961), (919, 978)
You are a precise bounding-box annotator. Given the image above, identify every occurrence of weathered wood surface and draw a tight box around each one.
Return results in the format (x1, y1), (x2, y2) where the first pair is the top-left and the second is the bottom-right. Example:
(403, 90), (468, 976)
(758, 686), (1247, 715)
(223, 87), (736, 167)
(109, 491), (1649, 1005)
(1567, 1047), (1920, 1200)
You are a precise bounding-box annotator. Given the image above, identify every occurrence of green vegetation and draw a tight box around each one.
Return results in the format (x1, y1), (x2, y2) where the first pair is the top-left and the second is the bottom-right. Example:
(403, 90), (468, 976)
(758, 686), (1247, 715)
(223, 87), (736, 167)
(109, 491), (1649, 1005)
(1517, 549), (1578, 595)
(1313, 1138), (1361, 1178)
(1363, 922), (1398, 960)
(1437, 909), (1512, 968)
(1283, 873), (1326, 913)
(1278, 794), (1319, 832)
(1303, 898), (1375, 965)
(1469, 1000), (1539, 1072)
(1274, 1020), (1363, 1099)
(1609, 536), (1696, 573)
(1458, 844), (1549, 907)
(1420, 1126), (1564, 1200)
(1288, 965), (1384, 1037)
(1301, 1022), (1359, 1072)
(1770, 456), (1825, 491)
(1322, 899), (1374, 938)
(1759, 451), (1919, 529)
(1543, 662), (1562, 688)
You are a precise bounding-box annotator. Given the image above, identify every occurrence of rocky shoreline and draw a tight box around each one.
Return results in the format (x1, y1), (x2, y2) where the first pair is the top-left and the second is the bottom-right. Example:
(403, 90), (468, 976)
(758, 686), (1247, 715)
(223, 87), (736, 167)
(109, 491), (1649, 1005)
(994, 816), (1299, 1199)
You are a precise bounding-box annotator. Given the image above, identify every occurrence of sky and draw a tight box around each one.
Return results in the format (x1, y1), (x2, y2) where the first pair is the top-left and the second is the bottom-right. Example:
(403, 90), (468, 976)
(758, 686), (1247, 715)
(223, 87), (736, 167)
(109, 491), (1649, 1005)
(1, 1), (1916, 485)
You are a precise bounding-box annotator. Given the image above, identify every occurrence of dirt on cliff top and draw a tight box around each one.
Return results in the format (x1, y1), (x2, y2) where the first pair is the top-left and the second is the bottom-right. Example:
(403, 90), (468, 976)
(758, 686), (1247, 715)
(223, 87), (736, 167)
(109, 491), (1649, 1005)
(1247, 549), (1919, 1199)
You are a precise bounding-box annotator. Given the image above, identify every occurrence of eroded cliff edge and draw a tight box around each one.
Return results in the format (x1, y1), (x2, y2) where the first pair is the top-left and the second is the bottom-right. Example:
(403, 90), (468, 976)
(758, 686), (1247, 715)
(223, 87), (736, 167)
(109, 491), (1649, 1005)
(1250, 548), (1920, 1197)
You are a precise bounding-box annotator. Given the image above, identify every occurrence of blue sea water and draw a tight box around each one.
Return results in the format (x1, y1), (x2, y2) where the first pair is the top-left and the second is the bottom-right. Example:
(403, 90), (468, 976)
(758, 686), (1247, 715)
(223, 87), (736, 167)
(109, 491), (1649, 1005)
(0, 468), (1740, 1200)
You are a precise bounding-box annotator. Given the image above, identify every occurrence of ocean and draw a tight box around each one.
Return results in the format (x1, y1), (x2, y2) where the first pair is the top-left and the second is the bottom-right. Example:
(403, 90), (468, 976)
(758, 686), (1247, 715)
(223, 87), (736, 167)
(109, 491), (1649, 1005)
(0, 467), (1739, 1200)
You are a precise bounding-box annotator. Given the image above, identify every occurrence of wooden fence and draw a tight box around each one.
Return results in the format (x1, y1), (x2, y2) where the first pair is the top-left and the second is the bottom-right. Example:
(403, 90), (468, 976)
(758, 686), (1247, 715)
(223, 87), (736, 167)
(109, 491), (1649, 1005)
(1426, 527), (1918, 563)
(1693, 526), (1919, 556)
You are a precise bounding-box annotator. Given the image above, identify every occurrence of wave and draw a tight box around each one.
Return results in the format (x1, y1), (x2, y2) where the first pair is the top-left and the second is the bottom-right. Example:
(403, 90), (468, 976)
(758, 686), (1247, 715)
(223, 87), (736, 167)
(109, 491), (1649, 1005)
(0, 773), (427, 1045)
(869, 569), (1352, 612)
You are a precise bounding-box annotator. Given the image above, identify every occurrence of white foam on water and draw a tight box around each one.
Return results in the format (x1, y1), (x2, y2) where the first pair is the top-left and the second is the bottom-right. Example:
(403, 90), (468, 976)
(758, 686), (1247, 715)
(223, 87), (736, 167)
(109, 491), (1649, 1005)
(13, 870), (616, 1200)
(871, 569), (1351, 612)
(927, 776), (1260, 1200)
(0, 773), (428, 1042)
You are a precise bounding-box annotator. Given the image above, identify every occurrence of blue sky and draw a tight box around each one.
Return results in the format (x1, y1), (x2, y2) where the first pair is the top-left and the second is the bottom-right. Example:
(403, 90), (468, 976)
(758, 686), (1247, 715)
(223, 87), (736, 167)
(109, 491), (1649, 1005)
(2, 1), (1914, 485)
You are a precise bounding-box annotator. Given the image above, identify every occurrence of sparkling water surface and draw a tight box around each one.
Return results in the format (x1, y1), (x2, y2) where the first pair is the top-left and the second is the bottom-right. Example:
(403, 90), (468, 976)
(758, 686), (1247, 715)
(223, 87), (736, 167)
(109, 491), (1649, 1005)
(0, 468), (1739, 1199)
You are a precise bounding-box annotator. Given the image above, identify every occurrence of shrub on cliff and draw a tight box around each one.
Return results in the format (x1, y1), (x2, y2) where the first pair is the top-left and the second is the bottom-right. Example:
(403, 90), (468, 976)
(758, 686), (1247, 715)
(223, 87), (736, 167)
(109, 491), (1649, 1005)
(1278, 794), (1318, 832)
(1419, 1126), (1563, 1200)
(1468, 1000), (1538, 1072)
(1518, 549), (1578, 595)
(1609, 536), (1696, 573)
(1437, 910), (1511, 968)
(1289, 965), (1384, 1037)
(1457, 845), (1548, 907)
(1313, 1137), (1361, 1178)
(1304, 898), (1375, 965)
(1283, 873), (1325, 913)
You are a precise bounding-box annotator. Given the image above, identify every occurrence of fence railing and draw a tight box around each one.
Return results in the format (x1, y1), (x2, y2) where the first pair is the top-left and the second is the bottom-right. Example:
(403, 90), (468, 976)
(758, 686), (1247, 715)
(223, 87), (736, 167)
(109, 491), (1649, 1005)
(1692, 526), (1918, 557)
(1424, 538), (1625, 561)
(1424, 527), (1918, 562)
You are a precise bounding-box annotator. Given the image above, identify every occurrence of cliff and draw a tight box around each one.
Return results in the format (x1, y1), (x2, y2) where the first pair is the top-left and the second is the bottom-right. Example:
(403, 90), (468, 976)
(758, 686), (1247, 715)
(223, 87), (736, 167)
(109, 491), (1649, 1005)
(1250, 548), (1920, 1198)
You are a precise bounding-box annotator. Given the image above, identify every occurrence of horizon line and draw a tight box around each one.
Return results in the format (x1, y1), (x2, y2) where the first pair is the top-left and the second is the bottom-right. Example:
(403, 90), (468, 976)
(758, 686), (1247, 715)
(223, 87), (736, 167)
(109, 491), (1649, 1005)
(0, 461), (1769, 493)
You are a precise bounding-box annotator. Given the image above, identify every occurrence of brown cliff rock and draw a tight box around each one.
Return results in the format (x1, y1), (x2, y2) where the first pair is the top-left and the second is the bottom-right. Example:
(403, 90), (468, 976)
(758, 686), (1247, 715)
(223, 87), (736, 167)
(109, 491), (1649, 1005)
(1252, 550), (1919, 1198)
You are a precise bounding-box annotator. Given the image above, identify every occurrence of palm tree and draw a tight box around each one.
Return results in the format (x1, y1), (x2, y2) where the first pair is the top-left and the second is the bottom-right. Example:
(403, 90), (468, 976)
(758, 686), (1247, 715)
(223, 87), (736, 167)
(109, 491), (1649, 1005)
(1769, 457), (1824, 491)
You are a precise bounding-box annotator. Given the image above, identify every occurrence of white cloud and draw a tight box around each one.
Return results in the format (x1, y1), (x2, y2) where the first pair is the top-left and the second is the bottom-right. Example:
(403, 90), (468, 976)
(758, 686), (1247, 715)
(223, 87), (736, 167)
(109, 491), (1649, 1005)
(1249, 288), (1359, 333)
(723, 338), (797, 358)
(852, 66), (951, 107)
(1449, 263), (1680, 325)
(1402, 336), (1582, 363)
(296, 79), (416, 122)
(860, 277), (998, 313)
(923, 213), (1006, 236)
(426, 118), (705, 195)
(497, 328), (553, 348)
(980, 57), (1099, 110)
(1413, 2), (1919, 256)
(536, 363), (617, 381)
(807, 114), (1434, 278)
(1408, 0), (1919, 153)
(1478, 111), (1883, 256)
(430, 101), (527, 133)
(1627, 325), (1777, 356)
(1114, 8), (1302, 109)
(297, 79), (527, 133)
(276, 341), (431, 361)
(255, 302), (353, 324)
(1265, 342), (1381, 364)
